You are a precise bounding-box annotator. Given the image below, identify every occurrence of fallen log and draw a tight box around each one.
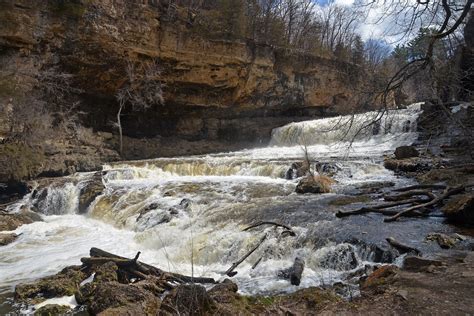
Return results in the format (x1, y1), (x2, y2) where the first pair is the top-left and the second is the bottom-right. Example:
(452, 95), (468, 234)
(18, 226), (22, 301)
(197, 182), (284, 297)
(243, 221), (296, 236)
(384, 190), (436, 202)
(394, 184), (446, 192)
(88, 247), (216, 284)
(277, 257), (305, 286)
(225, 234), (267, 277)
(386, 237), (421, 255)
(384, 186), (465, 222)
(336, 207), (426, 218)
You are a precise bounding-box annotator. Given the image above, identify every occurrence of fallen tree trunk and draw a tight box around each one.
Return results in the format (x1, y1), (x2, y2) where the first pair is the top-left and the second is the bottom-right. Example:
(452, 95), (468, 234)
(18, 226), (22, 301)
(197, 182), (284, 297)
(88, 247), (216, 284)
(384, 186), (465, 222)
(336, 207), (427, 218)
(384, 190), (436, 202)
(394, 184), (446, 192)
(225, 234), (267, 277)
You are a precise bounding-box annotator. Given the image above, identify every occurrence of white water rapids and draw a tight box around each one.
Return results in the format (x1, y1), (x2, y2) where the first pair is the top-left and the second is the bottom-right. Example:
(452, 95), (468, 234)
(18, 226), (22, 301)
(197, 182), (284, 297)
(0, 105), (423, 304)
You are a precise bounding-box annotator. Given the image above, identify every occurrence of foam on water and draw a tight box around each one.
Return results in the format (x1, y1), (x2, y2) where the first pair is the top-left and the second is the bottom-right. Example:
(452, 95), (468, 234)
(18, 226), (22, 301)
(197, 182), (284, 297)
(0, 105), (423, 306)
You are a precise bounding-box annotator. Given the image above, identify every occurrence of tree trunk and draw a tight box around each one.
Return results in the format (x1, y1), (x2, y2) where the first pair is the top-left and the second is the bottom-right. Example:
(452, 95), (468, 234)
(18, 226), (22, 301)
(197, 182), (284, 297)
(117, 103), (123, 156)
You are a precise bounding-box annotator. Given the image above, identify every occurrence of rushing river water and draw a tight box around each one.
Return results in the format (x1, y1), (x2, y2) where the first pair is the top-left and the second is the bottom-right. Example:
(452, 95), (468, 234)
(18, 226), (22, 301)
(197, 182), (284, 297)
(2, 104), (445, 312)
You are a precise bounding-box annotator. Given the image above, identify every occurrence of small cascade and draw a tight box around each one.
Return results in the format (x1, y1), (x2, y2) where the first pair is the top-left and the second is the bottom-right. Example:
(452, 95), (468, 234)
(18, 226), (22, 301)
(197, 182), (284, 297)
(1, 104), (429, 300)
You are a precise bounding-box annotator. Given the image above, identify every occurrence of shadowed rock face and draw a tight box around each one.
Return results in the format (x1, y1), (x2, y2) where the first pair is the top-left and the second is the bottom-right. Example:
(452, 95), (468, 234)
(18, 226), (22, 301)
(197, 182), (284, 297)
(0, 0), (359, 143)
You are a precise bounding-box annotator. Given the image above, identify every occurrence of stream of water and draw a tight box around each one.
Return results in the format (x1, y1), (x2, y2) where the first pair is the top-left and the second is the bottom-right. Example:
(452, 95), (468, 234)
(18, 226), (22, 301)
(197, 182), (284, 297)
(1, 104), (428, 312)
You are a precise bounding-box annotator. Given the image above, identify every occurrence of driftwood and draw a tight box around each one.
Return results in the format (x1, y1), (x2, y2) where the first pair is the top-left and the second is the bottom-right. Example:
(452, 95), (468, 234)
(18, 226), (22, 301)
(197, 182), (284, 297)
(243, 221), (296, 236)
(384, 186), (464, 222)
(86, 247), (216, 284)
(386, 237), (421, 255)
(225, 234), (267, 277)
(277, 257), (305, 286)
(336, 183), (467, 222)
(336, 207), (427, 218)
(393, 184), (447, 192)
(383, 190), (436, 202)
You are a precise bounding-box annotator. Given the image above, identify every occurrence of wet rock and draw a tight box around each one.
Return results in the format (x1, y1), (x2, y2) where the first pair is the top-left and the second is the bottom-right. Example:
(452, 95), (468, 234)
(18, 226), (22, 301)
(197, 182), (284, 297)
(208, 279), (239, 305)
(0, 180), (30, 203)
(384, 158), (428, 172)
(15, 266), (86, 301)
(286, 161), (310, 180)
(93, 262), (118, 283)
(295, 175), (333, 194)
(0, 232), (19, 246)
(0, 210), (43, 231)
(394, 146), (419, 159)
(77, 281), (160, 315)
(34, 304), (72, 315)
(360, 265), (398, 291)
(161, 284), (214, 315)
(402, 256), (443, 272)
(78, 172), (104, 214)
(442, 193), (474, 225)
(317, 244), (358, 271)
(426, 233), (460, 249)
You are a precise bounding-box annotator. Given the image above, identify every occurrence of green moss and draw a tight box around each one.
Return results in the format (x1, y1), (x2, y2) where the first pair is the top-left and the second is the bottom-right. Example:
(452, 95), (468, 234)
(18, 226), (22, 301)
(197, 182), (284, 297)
(329, 195), (371, 206)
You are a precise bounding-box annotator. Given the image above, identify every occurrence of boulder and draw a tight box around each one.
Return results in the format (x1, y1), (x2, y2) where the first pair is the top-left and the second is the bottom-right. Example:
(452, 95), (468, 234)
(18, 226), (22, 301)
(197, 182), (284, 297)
(77, 281), (160, 315)
(93, 262), (118, 283)
(34, 304), (71, 316)
(402, 256), (443, 272)
(78, 172), (104, 214)
(426, 233), (460, 249)
(0, 232), (19, 246)
(0, 210), (43, 231)
(161, 284), (214, 315)
(442, 193), (474, 225)
(0, 180), (30, 203)
(15, 266), (86, 301)
(207, 279), (239, 306)
(295, 175), (333, 194)
(383, 158), (427, 172)
(394, 146), (419, 159)
(360, 265), (398, 291)
(285, 161), (310, 180)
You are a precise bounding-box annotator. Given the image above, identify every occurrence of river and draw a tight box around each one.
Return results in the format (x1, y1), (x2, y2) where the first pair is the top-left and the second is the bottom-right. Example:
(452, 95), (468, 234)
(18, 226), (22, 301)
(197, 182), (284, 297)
(3, 103), (456, 313)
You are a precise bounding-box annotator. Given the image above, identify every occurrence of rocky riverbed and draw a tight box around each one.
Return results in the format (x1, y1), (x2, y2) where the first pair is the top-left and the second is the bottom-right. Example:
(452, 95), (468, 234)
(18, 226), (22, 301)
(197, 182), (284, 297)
(1, 103), (473, 315)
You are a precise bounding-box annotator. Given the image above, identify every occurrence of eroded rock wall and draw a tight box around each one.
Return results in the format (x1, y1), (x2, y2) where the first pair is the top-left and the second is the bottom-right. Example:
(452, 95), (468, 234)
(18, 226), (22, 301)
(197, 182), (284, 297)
(0, 0), (359, 144)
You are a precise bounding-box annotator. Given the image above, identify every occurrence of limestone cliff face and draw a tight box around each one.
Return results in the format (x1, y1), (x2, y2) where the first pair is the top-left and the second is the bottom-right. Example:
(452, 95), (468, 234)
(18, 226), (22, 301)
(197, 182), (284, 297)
(0, 0), (358, 144)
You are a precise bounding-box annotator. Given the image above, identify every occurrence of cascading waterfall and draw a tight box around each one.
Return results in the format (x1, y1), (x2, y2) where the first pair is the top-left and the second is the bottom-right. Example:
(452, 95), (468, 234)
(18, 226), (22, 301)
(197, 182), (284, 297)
(1, 105), (426, 307)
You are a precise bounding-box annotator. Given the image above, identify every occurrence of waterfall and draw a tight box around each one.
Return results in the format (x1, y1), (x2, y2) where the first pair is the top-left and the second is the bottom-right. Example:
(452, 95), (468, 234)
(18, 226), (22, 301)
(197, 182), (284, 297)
(270, 103), (423, 147)
(1, 104), (429, 302)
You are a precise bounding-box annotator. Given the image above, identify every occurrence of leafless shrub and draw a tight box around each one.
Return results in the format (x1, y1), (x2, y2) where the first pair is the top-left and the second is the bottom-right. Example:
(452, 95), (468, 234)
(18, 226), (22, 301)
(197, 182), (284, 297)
(115, 60), (164, 155)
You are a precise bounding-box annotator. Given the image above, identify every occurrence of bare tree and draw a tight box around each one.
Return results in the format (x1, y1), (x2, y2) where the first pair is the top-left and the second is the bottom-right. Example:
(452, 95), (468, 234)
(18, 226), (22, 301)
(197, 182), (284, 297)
(115, 60), (164, 155)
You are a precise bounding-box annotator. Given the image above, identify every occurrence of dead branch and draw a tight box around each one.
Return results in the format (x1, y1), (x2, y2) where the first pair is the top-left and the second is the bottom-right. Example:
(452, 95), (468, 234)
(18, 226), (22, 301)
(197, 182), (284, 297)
(384, 186), (465, 222)
(386, 237), (421, 255)
(225, 234), (267, 277)
(393, 184), (447, 192)
(243, 221), (296, 236)
(336, 206), (427, 218)
(384, 190), (436, 202)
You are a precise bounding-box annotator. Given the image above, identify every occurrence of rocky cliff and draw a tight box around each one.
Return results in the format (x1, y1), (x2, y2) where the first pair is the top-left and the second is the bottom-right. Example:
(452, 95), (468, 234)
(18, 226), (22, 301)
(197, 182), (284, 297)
(0, 0), (359, 147)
